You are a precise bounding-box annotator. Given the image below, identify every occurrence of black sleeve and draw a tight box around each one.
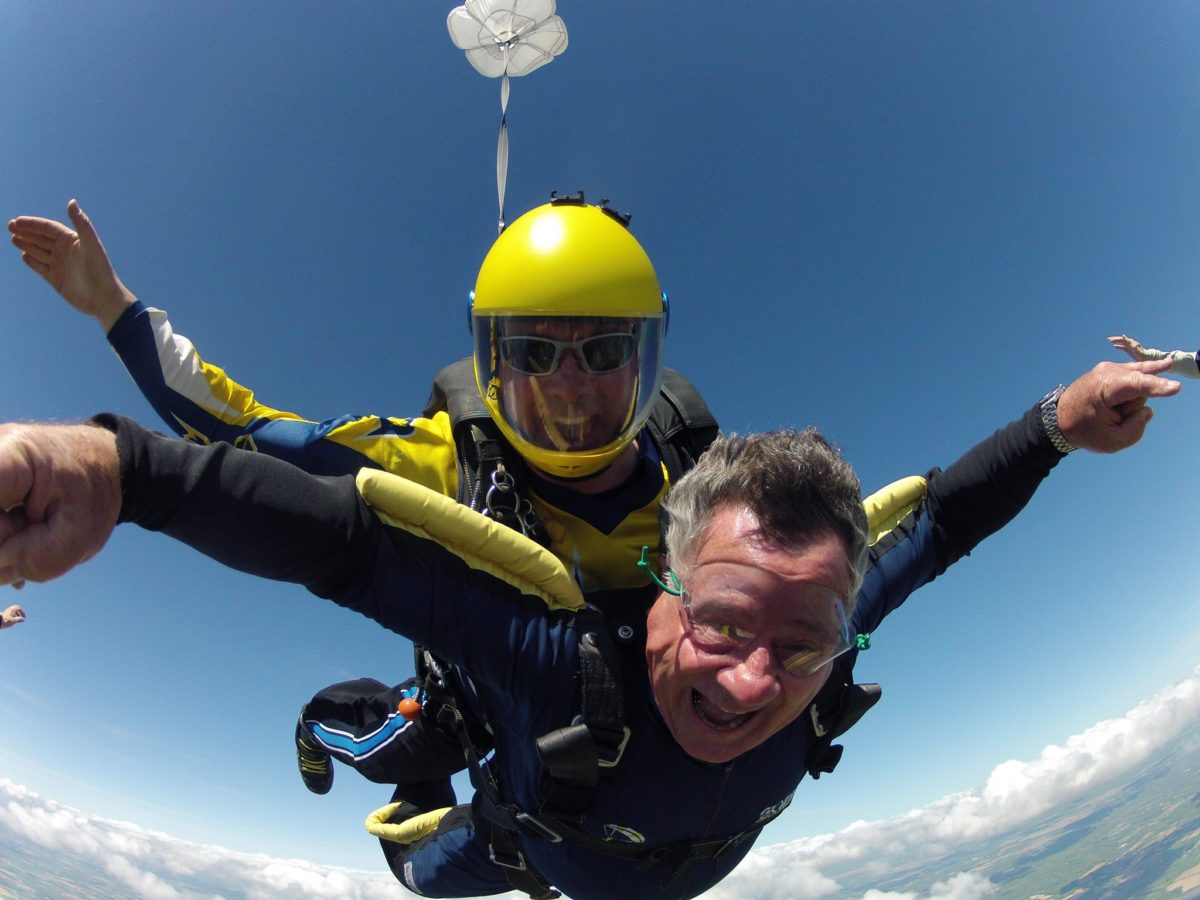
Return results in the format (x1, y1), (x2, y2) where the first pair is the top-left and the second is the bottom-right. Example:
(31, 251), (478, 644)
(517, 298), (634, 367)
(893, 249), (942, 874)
(99, 414), (379, 600)
(924, 404), (1065, 571)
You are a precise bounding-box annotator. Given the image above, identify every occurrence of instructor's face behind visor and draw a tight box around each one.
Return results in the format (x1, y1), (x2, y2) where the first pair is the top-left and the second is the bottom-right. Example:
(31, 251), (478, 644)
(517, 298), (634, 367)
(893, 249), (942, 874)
(486, 316), (654, 467)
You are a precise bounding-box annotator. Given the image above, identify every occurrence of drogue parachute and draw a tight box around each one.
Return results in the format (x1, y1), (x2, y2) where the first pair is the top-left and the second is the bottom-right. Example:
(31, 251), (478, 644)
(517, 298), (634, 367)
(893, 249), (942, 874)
(447, 0), (567, 78)
(448, 0), (568, 232)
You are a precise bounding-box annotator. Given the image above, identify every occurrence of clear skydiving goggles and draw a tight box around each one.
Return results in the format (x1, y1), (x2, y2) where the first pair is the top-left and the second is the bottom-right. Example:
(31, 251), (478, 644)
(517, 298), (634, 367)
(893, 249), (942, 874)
(677, 586), (854, 677)
(638, 553), (856, 678)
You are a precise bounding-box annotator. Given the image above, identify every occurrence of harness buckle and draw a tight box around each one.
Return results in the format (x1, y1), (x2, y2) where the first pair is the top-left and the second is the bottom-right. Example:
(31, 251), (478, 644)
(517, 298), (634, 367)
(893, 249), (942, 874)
(808, 701), (828, 738)
(515, 812), (564, 843)
(596, 726), (632, 768)
(489, 844), (528, 871)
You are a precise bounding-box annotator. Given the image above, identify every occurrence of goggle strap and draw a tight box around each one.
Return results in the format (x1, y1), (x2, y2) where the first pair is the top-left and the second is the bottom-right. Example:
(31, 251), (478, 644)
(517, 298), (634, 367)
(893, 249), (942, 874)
(637, 546), (682, 596)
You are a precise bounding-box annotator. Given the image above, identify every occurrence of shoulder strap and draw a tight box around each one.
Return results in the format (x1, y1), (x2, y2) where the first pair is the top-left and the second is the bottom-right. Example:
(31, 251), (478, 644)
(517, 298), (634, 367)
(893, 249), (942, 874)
(533, 606), (628, 820)
(797, 475), (927, 775)
(803, 651), (882, 780)
(423, 358), (487, 424)
(646, 368), (720, 483)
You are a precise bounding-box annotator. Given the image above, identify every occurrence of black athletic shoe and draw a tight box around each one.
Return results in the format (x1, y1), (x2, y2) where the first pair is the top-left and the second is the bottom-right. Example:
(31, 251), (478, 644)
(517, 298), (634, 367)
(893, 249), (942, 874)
(295, 719), (333, 795)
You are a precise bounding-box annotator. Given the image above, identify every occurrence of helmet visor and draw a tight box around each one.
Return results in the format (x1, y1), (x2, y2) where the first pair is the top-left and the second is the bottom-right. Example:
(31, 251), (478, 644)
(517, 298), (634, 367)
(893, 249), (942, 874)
(475, 314), (664, 463)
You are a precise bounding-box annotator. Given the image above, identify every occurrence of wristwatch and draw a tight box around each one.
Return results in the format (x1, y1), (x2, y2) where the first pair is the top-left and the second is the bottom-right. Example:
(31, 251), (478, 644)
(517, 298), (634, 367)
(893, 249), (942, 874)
(1038, 384), (1077, 454)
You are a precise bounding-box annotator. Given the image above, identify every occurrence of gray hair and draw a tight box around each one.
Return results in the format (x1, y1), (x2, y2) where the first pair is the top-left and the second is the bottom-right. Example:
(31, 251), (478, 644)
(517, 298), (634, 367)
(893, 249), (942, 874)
(661, 428), (869, 610)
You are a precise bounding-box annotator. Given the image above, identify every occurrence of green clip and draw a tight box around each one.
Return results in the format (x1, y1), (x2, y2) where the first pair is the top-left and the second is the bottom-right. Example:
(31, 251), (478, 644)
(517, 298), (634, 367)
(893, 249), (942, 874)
(855, 633), (872, 650)
(637, 546), (683, 596)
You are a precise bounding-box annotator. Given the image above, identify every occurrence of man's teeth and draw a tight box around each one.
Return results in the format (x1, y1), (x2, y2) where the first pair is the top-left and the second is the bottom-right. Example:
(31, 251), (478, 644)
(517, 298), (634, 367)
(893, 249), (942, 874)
(693, 690), (752, 731)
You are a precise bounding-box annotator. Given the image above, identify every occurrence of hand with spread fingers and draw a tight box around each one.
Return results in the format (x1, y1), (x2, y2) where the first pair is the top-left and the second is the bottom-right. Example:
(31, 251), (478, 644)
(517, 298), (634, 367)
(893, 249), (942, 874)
(8, 200), (137, 332)
(1107, 334), (1199, 379)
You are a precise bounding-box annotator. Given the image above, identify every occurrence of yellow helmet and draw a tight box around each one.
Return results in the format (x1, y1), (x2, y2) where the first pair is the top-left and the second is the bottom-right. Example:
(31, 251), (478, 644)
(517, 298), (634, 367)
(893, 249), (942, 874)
(472, 196), (667, 478)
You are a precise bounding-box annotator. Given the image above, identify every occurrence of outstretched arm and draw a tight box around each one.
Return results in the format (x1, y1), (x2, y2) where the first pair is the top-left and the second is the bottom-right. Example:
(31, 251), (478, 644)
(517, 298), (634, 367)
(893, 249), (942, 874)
(8, 201), (136, 332)
(855, 358), (1180, 631)
(928, 357), (1179, 561)
(0, 417), (378, 593)
(0, 416), (564, 668)
(9, 203), (449, 485)
(1108, 336), (1199, 378)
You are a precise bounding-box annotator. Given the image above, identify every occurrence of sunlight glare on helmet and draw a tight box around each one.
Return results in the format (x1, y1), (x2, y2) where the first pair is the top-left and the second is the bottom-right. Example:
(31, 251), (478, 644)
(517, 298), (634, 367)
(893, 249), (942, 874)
(529, 214), (566, 255)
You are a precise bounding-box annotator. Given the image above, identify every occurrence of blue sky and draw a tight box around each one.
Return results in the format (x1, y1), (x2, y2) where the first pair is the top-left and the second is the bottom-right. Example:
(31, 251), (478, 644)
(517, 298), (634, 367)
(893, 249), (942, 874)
(2, 0), (1200, 892)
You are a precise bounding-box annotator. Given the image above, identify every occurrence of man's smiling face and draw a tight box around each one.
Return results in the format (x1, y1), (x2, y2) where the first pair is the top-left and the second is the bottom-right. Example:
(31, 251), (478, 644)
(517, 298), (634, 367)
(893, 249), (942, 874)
(645, 505), (852, 764)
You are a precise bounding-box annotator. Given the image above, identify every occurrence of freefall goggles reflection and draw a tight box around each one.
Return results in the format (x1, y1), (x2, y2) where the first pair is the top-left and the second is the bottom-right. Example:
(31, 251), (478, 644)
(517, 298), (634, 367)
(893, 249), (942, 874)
(498, 333), (637, 376)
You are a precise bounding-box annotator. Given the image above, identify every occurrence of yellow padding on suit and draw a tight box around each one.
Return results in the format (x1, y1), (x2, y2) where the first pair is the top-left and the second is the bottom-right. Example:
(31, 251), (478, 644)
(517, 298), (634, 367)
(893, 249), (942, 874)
(863, 475), (927, 547)
(365, 803), (455, 844)
(356, 469), (585, 611)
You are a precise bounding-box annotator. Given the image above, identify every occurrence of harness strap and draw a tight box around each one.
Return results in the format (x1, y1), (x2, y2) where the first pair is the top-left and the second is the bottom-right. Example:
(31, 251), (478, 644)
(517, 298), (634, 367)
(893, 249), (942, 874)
(472, 776), (776, 890)
(644, 369), (720, 483)
(480, 811), (561, 899)
(484, 794), (787, 891)
(804, 652), (883, 780)
(535, 614), (628, 819)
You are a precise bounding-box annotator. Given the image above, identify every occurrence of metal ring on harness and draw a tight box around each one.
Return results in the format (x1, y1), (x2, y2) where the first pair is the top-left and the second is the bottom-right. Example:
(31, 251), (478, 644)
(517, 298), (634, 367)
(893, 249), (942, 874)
(484, 464), (517, 515)
(515, 497), (538, 535)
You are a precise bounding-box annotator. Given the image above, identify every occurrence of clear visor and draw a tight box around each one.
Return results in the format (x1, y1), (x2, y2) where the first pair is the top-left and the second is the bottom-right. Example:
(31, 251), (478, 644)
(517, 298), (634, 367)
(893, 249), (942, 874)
(474, 314), (664, 464)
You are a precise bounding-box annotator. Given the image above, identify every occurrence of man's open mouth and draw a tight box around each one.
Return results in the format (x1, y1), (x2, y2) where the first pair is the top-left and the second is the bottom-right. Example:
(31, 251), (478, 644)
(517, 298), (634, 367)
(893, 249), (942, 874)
(692, 689), (753, 731)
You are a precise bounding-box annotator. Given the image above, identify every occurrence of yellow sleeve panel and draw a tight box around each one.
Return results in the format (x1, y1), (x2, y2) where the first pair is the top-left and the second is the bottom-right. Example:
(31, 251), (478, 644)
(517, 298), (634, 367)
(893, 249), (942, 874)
(193, 358), (300, 425)
(324, 410), (459, 497)
(356, 468), (586, 612)
(863, 475), (928, 547)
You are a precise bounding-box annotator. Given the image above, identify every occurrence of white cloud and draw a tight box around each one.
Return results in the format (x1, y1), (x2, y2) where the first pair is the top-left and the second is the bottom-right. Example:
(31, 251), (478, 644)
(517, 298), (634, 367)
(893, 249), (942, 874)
(0, 779), (400, 899)
(3, 667), (1198, 900)
(703, 665), (1200, 899)
(860, 871), (997, 899)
